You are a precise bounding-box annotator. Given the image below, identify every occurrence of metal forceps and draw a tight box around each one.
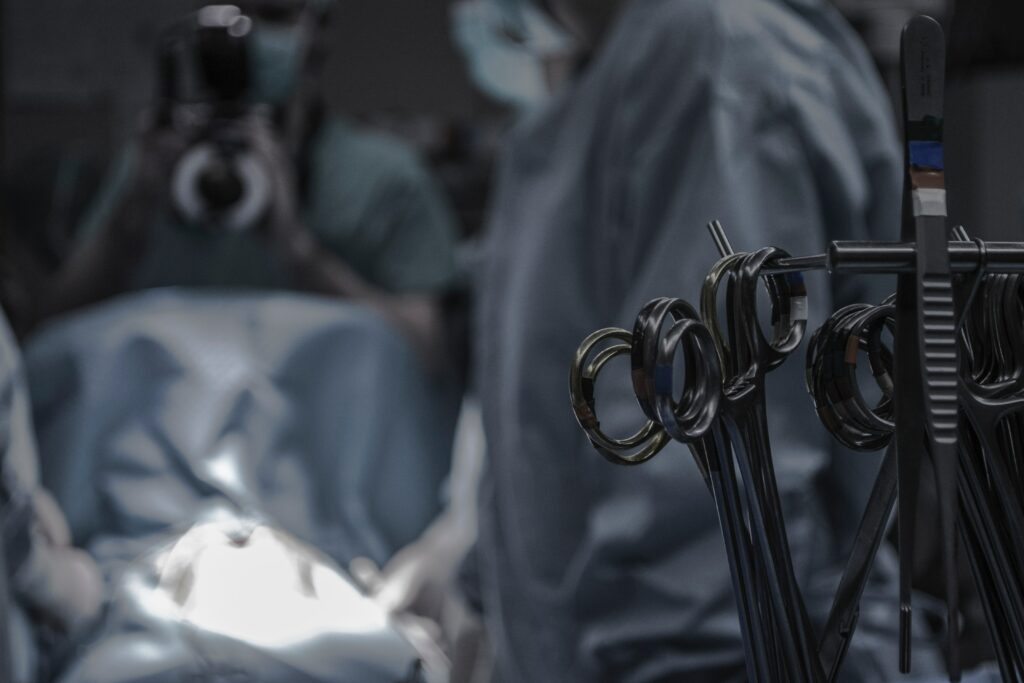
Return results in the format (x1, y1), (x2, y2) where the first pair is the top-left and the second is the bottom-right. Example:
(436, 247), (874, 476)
(698, 240), (824, 682)
(954, 257), (1024, 679)
(569, 251), (816, 682)
(630, 297), (774, 680)
(569, 301), (770, 680)
(805, 299), (905, 679)
(630, 241), (819, 683)
(882, 16), (963, 677)
(804, 235), (1024, 682)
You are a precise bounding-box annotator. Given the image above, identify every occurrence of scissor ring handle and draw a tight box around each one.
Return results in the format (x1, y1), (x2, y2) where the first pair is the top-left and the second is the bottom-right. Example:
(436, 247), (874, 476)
(700, 249), (808, 382)
(569, 327), (670, 466)
(806, 302), (895, 451)
(700, 253), (747, 377)
(960, 272), (1024, 403)
(807, 305), (886, 449)
(736, 247), (808, 372)
(631, 298), (702, 422)
(653, 316), (723, 443)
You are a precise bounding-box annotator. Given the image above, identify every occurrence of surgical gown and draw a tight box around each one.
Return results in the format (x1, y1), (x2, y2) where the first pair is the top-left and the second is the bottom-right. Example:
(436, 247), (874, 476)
(473, 0), (941, 680)
(24, 291), (459, 682)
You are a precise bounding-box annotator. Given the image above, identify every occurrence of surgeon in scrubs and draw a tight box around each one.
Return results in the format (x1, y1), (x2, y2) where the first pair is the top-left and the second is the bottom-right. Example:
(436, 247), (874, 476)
(36, 0), (458, 366)
(452, 0), (943, 680)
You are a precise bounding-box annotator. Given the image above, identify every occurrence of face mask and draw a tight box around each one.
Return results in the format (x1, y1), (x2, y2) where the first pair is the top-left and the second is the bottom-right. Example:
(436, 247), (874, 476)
(247, 22), (309, 105)
(450, 0), (577, 112)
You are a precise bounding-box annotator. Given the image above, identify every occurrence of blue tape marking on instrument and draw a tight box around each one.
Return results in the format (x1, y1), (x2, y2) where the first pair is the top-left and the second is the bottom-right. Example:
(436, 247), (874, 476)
(909, 140), (944, 170)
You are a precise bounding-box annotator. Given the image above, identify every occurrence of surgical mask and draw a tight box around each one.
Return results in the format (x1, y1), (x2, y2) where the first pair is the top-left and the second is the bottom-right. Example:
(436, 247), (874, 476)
(247, 23), (309, 105)
(450, 0), (577, 112)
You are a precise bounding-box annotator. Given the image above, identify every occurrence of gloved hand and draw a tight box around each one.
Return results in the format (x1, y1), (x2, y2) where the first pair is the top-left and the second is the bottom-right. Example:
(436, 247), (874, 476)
(243, 115), (320, 268)
(13, 489), (103, 633)
(118, 114), (194, 241)
(77, 111), (192, 280)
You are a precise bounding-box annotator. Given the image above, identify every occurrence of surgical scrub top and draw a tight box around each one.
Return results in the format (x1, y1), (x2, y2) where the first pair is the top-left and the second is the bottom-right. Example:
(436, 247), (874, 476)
(76, 116), (458, 293)
(473, 0), (941, 681)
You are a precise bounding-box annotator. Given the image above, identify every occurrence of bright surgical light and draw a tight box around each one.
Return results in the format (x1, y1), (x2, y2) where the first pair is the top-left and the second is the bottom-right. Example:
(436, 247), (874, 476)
(201, 434), (248, 498)
(154, 522), (391, 650)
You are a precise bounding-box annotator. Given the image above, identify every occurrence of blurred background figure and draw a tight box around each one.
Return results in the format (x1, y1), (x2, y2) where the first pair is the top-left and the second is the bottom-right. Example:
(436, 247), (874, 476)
(451, 0), (942, 680)
(18, 0), (459, 367)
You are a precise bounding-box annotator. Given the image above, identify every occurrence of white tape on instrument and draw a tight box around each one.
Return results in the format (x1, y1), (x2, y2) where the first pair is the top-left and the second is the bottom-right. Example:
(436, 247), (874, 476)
(912, 188), (947, 217)
(790, 296), (808, 322)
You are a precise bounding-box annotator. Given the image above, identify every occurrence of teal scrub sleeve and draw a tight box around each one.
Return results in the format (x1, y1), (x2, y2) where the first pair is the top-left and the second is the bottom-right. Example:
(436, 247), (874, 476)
(305, 121), (461, 294)
(362, 160), (461, 293)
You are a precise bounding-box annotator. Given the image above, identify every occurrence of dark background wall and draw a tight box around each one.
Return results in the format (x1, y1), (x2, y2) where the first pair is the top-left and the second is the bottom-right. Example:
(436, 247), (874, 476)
(946, 72), (1024, 241)
(1, 0), (507, 260)
(2, 0), (1021, 242)
(946, 0), (1024, 240)
(2, 0), (490, 170)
